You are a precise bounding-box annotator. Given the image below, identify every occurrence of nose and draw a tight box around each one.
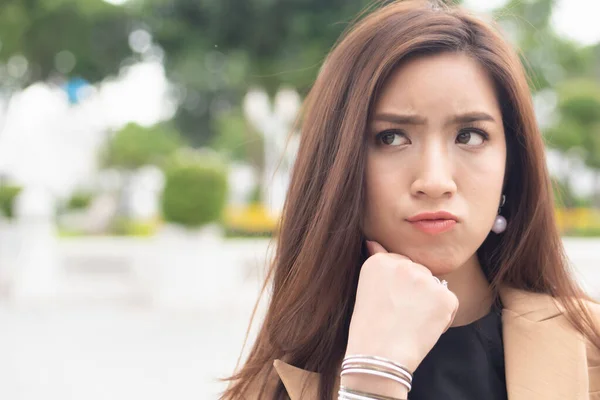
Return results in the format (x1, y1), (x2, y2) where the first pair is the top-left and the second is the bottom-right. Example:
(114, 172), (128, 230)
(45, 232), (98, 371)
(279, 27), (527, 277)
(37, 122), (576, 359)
(410, 142), (457, 199)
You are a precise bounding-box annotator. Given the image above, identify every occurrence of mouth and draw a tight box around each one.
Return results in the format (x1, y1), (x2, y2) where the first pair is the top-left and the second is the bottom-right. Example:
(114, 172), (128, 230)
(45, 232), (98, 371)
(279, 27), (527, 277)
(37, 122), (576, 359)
(406, 211), (458, 235)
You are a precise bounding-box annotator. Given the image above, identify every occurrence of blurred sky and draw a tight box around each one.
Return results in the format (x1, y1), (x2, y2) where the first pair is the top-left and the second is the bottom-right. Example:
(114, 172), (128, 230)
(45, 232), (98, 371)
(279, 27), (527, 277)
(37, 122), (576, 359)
(551, 0), (600, 45)
(465, 0), (600, 46)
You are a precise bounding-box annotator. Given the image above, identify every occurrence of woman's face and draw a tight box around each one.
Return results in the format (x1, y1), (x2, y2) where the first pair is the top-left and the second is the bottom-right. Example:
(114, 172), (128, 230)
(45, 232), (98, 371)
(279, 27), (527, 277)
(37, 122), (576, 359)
(363, 52), (506, 275)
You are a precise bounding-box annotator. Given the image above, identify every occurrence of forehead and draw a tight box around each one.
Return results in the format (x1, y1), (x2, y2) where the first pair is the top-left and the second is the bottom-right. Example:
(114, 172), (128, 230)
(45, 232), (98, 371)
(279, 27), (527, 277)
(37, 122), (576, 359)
(373, 52), (502, 118)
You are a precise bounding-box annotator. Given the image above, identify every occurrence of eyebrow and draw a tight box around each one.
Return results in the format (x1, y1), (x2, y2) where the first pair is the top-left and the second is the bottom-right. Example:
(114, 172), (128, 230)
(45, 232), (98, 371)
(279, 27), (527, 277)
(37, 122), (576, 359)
(372, 111), (497, 126)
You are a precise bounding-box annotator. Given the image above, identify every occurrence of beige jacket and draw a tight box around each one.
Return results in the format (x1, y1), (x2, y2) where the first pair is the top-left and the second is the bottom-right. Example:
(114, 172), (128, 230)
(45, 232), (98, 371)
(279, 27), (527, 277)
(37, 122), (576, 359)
(262, 287), (600, 399)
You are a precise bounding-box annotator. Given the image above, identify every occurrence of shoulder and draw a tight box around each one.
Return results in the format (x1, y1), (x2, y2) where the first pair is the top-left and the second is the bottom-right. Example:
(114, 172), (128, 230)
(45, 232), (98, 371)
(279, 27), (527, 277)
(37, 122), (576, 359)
(499, 286), (563, 321)
(272, 359), (321, 399)
(582, 300), (600, 356)
(580, 300), (600, 398)
(501, 288), (600, 396)
(233, 360), (320, 400)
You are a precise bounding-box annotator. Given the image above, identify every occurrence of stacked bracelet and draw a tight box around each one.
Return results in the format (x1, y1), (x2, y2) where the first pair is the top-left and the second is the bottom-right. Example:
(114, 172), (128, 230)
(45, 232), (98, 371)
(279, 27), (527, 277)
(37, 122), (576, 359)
(338, 355), (413, 400)
(338, 386), (407, 400)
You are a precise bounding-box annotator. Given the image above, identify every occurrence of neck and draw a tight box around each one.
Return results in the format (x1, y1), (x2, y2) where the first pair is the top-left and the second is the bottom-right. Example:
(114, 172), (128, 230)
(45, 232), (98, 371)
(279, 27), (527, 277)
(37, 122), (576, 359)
(440, 255), (494, 327)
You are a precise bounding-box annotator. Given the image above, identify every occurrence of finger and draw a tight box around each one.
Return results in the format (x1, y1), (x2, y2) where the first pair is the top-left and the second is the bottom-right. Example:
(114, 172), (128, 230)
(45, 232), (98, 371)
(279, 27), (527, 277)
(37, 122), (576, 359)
(366, 240), (388, 255)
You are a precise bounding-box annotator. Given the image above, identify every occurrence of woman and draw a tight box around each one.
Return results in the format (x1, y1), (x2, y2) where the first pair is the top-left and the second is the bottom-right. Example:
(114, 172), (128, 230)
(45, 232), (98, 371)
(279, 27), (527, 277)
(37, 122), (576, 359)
(221, 1), (600, 399)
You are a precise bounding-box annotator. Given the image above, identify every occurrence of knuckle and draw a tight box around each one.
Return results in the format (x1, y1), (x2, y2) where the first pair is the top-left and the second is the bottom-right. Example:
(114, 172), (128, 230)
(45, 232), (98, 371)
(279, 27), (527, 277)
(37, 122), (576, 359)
(412, 262), (433, 278)
(369, 252), (387, 265)
(359, 261), (375, 278)
(361, 253), (386, 276)
(387, 256), (408, 271)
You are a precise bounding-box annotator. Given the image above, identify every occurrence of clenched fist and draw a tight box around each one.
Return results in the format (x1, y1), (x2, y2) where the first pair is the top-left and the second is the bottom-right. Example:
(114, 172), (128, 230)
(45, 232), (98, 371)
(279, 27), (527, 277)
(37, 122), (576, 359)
(341, 240), (459, 397)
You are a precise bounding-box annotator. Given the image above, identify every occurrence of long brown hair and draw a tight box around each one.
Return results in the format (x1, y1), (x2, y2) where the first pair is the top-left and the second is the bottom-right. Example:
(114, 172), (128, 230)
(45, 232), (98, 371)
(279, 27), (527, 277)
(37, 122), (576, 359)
(221, 1), (600, 398)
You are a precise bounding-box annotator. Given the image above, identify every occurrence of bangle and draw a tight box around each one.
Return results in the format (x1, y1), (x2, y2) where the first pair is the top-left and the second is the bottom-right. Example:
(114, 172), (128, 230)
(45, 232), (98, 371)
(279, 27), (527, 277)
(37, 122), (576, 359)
(342, 356), (413, 382)
(341, 355), (413, 392)
(340, 368), (412, 391)
(338, 385), (407, 400)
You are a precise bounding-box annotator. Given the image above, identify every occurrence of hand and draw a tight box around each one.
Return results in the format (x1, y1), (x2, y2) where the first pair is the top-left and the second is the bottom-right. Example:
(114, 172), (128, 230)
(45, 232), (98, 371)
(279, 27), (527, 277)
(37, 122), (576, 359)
(341, 240), (459, 395)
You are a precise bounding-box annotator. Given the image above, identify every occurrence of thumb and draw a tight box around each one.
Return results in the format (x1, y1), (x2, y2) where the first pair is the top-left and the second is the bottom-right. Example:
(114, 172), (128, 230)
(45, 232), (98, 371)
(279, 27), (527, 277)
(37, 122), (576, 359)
(366, 240), (388, 255)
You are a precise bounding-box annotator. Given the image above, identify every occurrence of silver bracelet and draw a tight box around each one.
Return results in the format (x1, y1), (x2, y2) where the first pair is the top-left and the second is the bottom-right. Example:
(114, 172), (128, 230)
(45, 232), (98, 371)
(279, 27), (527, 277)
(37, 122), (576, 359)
(344, 355), (412, 378)
(342, 356), (413, 382)
(340, 368), (412, 391)
(341, 355), (413, 391)
(338, 385), (407, 400)
(339, 390), (375, 400)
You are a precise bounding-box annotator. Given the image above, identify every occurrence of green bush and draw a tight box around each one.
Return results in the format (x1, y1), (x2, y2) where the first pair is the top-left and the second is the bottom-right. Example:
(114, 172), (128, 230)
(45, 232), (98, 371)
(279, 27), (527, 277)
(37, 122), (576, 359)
(563, 227), (600, 237)
(101, 123), (183, 170)
(0, 185), (22, 219)
(66, 191), (94, 211)
(161, 152), (228, 228)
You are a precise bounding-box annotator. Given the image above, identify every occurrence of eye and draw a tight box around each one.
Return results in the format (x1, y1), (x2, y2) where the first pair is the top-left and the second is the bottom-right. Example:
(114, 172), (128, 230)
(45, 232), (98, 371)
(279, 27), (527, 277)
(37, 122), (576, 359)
(376, 130), (410, 146)
(456, 129), (488, 146)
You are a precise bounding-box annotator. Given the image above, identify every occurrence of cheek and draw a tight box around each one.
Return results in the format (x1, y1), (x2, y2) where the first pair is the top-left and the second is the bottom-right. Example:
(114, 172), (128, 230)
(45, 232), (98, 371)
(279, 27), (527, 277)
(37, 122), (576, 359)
(459, 153), (506, 224)
(362, 157), (397, 237)
(362, 167), (379, 238)
(362, 154), (414, 242)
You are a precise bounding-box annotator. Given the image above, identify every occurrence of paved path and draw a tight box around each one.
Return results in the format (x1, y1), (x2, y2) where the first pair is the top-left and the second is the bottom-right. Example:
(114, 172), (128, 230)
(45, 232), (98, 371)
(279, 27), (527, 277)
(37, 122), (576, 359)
(0, 238), (598, 399)
(0, 291), (266, 399)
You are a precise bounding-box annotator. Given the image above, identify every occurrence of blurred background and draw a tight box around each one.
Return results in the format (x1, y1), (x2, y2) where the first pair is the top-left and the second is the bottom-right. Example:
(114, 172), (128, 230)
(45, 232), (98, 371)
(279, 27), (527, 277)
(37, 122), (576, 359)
(1, 0), (600, 398)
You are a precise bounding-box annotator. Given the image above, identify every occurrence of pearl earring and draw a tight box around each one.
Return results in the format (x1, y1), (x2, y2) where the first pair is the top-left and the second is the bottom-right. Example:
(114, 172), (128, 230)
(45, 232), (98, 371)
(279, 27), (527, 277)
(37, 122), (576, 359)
(492, 194), (507, 234)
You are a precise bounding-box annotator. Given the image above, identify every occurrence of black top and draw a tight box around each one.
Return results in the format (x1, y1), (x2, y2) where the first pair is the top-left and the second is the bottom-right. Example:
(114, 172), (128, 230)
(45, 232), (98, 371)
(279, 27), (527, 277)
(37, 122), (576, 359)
(408, 301), (508, 400)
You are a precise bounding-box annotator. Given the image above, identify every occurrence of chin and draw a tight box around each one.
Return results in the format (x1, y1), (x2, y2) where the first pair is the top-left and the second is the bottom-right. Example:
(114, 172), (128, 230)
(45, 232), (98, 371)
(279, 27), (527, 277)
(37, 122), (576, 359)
(425, 261), (462, 276)
(403, 248), (468, 276)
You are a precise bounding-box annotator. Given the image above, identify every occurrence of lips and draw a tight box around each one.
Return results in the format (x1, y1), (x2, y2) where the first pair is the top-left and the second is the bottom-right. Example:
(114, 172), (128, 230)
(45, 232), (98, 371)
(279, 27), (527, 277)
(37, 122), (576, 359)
(406, 211), (458, 235)
(407, 211), (458, 222)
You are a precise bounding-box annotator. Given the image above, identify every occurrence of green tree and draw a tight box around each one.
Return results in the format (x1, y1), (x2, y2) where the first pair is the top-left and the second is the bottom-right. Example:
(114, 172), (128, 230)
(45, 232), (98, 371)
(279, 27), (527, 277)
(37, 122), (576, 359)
(493, 0), (600, 207)
(546, 79), (600, 206)
(101, 123), (183, 170)
(1, 0), (472, 148)
(494, 0), (594, 93)
(137, 0), (382, 145)
(0, 0), (135, 86)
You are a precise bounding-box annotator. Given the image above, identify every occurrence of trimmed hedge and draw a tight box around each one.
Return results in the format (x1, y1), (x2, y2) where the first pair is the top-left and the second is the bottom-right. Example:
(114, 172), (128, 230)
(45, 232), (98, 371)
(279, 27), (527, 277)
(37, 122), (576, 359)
(66, 191), (93, 211)
(102, 123), (182, 170)
(0, 185), (22, 219)
(161, 152), (228, 228)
